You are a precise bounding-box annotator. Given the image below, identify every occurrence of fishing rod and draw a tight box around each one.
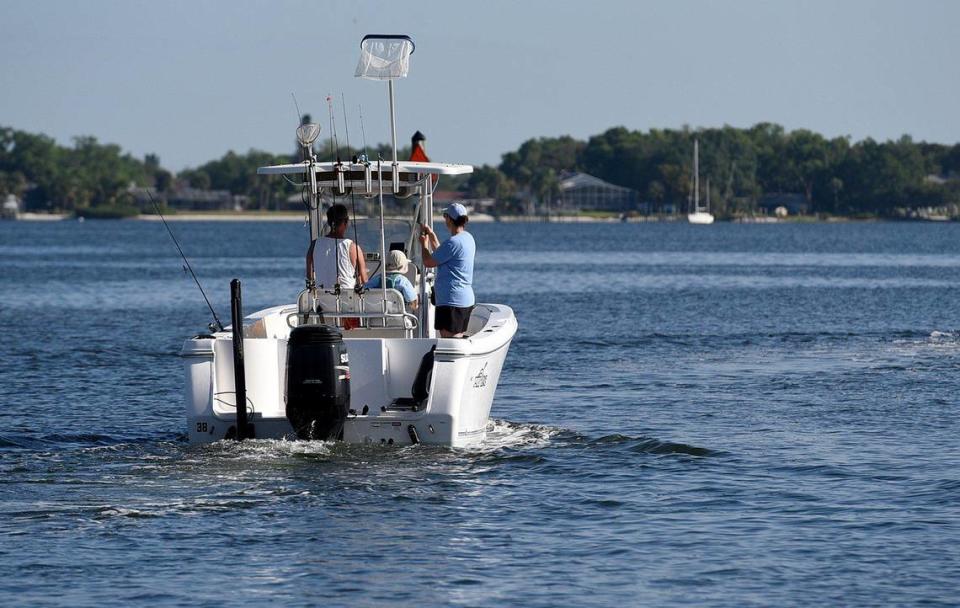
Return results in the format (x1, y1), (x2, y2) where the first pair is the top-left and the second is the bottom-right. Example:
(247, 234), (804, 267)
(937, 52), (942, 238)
(341, 91), (365, 293)
(358, 104), (369, 161)
(292, 92), (318, 214)
(323, 94), (343, 296)
(144, 190), (225, 332)
(291, 92), (304, 128)
(327, 94), (339, 164)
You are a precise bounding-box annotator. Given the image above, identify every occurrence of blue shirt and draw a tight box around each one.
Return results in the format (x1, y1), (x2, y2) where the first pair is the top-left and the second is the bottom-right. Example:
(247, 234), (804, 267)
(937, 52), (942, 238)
(366, 272), (417, 304)
(433, 231), (475, 307)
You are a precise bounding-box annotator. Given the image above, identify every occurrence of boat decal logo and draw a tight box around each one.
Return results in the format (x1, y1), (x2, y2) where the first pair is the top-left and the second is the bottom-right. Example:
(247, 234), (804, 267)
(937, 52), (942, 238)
(471, 363), (488, 389)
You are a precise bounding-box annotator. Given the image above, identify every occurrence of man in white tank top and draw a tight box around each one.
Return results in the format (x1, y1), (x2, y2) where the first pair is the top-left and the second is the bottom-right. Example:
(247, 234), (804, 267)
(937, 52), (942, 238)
(314, 203), (368, 291)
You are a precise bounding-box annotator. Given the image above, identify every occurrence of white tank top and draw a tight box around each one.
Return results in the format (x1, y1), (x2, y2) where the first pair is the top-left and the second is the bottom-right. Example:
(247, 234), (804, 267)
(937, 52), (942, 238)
(314, 237), (357, 290)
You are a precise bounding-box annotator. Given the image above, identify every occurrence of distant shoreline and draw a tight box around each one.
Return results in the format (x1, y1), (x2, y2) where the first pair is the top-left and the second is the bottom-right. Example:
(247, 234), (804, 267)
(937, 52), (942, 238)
(4, 212), (954, 224)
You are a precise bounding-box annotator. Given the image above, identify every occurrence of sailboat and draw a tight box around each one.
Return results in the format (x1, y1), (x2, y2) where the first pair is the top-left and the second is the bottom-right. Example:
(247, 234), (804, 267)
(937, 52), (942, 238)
(687, 138), (715, 224)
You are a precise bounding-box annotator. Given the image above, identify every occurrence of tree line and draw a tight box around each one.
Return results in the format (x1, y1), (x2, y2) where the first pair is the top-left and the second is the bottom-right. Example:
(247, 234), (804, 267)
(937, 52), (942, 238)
(3, 123), (959, 217)
(0, 123), (410, 214)
(1, 127), (159, 213)
(464, 124), (960, 217)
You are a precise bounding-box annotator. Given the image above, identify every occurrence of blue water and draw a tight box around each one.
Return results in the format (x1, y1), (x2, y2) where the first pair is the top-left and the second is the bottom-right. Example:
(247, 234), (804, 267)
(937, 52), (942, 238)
(1, 220), (959, 606)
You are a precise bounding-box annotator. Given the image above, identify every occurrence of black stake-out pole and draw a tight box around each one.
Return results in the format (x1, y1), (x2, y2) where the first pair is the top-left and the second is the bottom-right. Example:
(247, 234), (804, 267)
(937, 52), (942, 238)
(230, 279), (248, 441)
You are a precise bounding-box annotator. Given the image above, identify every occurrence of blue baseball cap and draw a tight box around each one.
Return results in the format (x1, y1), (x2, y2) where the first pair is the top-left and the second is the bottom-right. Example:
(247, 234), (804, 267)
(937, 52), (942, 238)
(443, 202), (468, 220)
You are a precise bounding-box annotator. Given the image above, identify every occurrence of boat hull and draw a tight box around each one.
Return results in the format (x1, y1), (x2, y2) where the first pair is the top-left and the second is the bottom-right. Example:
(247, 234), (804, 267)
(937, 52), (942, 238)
(182, 302), (517, 447)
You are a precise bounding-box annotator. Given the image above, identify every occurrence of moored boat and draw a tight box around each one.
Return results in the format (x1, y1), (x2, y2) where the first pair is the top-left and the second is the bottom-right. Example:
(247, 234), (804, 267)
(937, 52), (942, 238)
(687, 138), (715, 224)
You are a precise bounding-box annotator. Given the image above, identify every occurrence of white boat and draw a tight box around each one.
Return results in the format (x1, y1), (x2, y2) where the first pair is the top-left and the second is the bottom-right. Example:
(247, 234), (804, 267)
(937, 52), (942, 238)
(687, 138), (715, 224)
(181, 35), (517, 447)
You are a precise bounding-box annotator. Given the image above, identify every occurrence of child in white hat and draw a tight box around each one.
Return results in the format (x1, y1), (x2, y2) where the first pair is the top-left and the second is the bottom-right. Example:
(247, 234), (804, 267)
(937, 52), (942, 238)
(366, 249), (418, 310)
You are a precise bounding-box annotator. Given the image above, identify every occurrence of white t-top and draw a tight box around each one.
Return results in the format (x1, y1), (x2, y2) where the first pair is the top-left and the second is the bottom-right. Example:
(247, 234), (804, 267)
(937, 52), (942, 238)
(315, 237), (357, 290)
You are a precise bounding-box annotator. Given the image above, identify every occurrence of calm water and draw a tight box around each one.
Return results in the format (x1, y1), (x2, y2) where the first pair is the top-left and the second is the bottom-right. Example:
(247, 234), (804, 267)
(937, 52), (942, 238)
(1, 220), (959, 606)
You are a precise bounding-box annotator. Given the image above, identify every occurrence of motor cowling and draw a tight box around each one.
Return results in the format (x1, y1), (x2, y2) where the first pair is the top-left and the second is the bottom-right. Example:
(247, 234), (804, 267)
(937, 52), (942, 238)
(285, 324), (351, 440)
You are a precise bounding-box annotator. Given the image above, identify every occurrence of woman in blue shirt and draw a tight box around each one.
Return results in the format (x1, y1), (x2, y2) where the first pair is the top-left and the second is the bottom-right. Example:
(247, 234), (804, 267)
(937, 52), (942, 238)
(419, 202), (475, 337)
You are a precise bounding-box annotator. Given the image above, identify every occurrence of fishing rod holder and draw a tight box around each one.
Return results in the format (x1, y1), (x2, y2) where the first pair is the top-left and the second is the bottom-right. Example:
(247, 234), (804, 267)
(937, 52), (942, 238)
(334, 161), (347, 196)
(309, 164), (426, 198)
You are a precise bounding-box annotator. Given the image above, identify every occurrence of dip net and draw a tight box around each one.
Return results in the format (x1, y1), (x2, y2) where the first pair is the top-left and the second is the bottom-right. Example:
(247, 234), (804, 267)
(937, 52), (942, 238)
(355, 36), (414, 80)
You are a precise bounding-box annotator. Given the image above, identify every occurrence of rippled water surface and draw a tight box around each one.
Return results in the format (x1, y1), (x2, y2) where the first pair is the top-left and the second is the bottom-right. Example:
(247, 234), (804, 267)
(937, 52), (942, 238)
(1, 220), (959, 606)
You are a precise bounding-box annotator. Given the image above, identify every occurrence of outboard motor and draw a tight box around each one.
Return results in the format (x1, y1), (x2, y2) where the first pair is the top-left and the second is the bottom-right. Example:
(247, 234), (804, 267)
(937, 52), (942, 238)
(286, 325), (350, 440)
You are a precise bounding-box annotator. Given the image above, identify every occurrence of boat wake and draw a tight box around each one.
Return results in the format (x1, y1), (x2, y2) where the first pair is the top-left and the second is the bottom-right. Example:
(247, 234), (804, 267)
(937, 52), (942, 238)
(475, 421), (714, 457)
(0, 422), (715, 471)
(582, 432), (715, 457)
(478, 419), (561, 451)
(890, 329), (960, 353)
(191, 437), (335, 460)
(0, 431), (177, 452)
(179, 420), (561, 461)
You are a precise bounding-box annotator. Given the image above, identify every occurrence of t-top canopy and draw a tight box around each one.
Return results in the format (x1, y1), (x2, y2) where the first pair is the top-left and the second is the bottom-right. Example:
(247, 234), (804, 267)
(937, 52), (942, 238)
(355, 35), (415, 80)
(257, 160), (473, 177)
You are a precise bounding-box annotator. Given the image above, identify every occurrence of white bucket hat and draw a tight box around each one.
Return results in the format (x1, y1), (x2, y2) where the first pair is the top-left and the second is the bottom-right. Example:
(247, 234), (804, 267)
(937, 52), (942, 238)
(386, 249), (409, 273)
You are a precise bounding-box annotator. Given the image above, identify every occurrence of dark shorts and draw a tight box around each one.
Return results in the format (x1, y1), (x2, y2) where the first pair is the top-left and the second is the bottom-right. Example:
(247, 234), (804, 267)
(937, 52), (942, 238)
(435, 305), (474, 335)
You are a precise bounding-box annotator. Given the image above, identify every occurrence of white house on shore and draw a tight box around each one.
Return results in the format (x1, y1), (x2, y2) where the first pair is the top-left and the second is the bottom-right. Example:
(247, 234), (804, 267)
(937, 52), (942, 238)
(1, 194), (21, 219)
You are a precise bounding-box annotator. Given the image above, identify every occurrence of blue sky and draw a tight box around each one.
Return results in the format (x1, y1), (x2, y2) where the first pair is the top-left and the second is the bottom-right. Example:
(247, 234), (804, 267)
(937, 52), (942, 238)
(2, 0), (957, 171)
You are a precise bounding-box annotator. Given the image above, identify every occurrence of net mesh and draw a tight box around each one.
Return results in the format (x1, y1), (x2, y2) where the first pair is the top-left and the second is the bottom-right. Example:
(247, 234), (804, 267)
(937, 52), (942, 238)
(355, 37), (414, 80)
(296, 123), (321, 146)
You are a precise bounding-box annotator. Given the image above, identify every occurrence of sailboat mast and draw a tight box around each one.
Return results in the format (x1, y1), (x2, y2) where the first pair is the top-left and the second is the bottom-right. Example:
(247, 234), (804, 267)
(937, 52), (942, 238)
(694, 138), (700, 213)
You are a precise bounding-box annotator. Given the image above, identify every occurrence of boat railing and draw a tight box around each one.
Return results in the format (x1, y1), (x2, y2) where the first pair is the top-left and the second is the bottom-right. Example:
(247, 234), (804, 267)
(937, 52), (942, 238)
(287, 287), (420, 336)
(285, 310), (419, 330)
